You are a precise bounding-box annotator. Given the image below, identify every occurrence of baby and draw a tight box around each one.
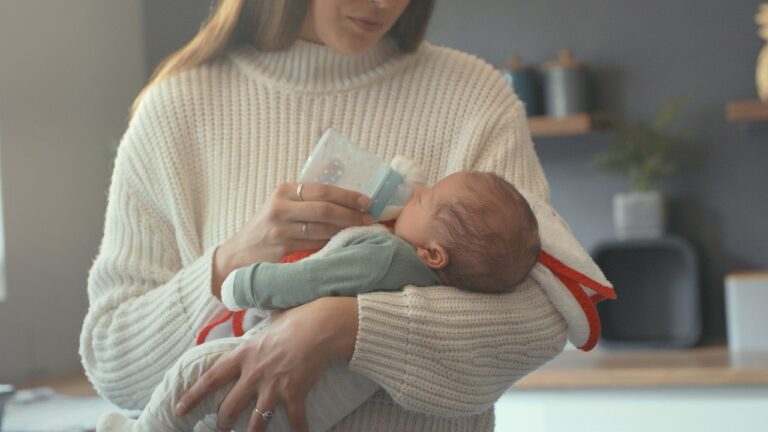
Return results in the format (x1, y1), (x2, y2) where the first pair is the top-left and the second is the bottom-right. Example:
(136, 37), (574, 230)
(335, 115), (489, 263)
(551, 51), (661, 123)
(98, 171), (540, 432)
(221, 171), (540, 313)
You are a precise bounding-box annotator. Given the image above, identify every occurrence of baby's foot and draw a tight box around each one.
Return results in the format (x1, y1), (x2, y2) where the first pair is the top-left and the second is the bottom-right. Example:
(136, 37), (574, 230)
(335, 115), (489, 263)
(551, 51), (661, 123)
(96, 411), (137, 432)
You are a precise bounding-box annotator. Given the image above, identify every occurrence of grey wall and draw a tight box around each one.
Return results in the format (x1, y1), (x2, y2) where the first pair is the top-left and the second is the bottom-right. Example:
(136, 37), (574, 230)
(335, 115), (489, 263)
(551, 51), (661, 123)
(426, 0), (768, 342)
(142, 1), (211, 78)
(142, 0), (768, 343)
(0, 1), (145, 382)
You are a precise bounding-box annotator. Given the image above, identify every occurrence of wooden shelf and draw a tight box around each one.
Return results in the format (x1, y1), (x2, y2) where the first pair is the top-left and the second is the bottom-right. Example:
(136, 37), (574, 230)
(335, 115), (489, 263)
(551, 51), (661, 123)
(726, 100), (768, 123)
(528, 113), (598, 137)
(514, 346), (768, 389)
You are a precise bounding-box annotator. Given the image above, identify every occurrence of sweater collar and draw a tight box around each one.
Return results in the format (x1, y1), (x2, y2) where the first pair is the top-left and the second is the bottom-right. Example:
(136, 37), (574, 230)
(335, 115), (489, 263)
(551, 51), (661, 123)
(229, 37), (416, 93)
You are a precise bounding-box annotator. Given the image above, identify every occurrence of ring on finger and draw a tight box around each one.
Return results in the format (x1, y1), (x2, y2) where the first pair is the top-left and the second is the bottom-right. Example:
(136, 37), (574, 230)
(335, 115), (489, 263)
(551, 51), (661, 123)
(302, 222), (308, 240)
(296, 183), (305, 201)
(254, 407), (274, 423)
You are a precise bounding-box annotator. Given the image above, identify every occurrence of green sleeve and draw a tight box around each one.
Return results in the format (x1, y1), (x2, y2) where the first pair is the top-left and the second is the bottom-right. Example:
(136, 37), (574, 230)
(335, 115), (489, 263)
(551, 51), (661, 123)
(232, 233), (442, 310)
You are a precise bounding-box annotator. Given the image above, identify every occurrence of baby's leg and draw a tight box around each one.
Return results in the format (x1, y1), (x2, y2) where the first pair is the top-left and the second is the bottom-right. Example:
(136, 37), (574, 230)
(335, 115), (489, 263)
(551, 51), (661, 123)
(98, 336), (244, 431)
(99, 336), (380, 432)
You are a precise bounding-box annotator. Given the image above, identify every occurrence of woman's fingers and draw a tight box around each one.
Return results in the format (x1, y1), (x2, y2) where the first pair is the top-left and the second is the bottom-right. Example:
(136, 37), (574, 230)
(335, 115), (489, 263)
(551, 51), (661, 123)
(175, 298), (354, 431)
(285, 400), (309, 432)
(216, 182), (374, 279)
(248, 392), (278, 432)
(175, 350), (241, 416)
(290, 221), (343, 241)
(284, 182), (371, 210)
(285, 200), (373, 227)
(216, 377), (260, 431)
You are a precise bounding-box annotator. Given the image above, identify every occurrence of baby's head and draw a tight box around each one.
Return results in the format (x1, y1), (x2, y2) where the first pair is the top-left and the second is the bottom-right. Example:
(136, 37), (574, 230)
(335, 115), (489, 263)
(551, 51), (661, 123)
(394, 171), (540, 293)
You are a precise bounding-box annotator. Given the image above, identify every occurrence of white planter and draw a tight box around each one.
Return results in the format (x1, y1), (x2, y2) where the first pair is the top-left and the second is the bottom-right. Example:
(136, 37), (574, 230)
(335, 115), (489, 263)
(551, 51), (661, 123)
(613, 190), (665, 239)
(726, 272), (768, 356)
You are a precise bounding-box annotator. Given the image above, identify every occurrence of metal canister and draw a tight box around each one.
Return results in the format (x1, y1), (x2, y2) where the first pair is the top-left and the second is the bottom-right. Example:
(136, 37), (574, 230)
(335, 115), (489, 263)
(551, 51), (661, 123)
(542, 49), (591, 118)
(500, 55), (542, 116)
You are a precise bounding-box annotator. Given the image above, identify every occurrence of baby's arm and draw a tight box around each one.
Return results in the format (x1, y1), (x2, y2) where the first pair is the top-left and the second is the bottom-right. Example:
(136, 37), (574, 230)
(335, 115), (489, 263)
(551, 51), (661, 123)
(221, 234), (441, 311)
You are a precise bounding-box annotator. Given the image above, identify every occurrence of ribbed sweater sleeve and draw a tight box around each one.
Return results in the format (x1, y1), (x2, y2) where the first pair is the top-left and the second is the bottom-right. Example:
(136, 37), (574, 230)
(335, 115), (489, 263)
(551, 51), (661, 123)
(79, 91), (220, 409)
(349, 97), (567, 416)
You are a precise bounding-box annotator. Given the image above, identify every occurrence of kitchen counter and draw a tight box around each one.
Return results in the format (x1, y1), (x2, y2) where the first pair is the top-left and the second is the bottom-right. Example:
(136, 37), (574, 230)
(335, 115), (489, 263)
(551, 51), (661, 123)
(18, 372), (97, 397)
(22, 346), (768, 395)
(18, 347), (768, 431)
(515, 345), (768, 389)
(498, 346), (768, 431)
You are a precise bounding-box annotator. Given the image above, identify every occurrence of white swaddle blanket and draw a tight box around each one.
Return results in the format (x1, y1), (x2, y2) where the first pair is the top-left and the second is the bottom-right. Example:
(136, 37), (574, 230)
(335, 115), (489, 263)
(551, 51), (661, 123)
(519, 189), (616, 351)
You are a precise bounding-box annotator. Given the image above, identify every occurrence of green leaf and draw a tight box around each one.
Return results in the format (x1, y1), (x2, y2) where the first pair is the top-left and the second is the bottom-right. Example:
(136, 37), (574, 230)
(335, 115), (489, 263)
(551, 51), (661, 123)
(591, 97), (692, 191)
(652, 96), (691, 132)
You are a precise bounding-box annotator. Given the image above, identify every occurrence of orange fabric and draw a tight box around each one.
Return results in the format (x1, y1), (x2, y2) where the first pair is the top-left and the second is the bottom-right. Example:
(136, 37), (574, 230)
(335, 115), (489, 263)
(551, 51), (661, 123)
(196, 310), (235, 345)
(537, 249), (615, 351)
(232, 310), (246, 337)
(554, 272), (601, 351)
(280, 249), (319, 264)
(538, 250), (616, 301)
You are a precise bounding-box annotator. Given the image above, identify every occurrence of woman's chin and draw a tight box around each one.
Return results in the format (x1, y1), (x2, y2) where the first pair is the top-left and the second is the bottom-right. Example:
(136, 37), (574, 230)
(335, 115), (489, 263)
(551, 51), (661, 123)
(327, 33), (382, 54)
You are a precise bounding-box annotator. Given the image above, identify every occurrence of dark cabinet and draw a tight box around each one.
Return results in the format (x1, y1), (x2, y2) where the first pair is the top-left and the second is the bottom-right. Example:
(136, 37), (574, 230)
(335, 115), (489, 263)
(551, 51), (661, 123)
(593, 236), (701, 348)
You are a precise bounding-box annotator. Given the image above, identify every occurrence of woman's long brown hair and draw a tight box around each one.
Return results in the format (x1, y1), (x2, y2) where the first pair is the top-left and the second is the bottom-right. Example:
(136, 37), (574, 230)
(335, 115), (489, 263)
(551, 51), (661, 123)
(131, 0), (434, 115)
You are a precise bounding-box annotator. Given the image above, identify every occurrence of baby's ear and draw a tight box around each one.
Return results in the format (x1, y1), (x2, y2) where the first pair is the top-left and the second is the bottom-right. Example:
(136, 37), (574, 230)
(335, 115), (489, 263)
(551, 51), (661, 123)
(417, 243), (449, 270)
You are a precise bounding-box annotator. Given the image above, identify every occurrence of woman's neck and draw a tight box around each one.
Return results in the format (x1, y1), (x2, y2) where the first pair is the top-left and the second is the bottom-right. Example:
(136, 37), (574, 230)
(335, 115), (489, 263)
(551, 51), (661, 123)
(228, 36), (410, 93)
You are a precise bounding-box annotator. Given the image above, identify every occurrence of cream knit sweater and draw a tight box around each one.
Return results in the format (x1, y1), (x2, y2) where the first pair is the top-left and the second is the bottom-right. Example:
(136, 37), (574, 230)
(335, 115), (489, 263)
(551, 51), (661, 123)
(79, 38), (568, 431)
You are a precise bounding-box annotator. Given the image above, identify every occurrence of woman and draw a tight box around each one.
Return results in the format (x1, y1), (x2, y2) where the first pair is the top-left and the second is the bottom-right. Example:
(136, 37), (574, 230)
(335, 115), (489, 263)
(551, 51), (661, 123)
(80, 0), (568, 431)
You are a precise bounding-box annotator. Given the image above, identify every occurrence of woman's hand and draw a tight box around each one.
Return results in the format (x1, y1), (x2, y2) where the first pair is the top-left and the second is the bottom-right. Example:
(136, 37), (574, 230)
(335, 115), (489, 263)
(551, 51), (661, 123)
(212, 183), (372, 297)
(175, 296), (359, 432)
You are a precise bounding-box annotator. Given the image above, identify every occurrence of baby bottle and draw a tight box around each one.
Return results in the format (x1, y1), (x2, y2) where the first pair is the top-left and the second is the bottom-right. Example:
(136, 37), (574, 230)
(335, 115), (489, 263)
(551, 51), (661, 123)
(298, 128), (424, 221)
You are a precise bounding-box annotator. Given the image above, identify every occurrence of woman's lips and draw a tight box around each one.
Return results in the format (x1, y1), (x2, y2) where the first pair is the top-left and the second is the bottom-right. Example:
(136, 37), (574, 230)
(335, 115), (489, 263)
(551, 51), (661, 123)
(348, 16), (383, 33)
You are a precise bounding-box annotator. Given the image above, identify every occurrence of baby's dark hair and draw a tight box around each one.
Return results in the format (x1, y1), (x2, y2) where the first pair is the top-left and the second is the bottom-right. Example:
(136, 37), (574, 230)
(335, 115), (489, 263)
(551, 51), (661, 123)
(434, 172), (540, 294)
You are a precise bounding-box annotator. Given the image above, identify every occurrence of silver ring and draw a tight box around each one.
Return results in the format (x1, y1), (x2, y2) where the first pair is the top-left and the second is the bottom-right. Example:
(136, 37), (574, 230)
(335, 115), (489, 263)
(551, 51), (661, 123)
(254, 407), (273, 423)
(302, 222), (308, 240)
(296, 183), (305, 201)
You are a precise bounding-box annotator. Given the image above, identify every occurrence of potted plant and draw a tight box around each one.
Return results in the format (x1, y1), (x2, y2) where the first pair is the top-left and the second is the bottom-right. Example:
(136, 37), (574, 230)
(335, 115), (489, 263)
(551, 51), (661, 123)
(592, 97), (690, 239)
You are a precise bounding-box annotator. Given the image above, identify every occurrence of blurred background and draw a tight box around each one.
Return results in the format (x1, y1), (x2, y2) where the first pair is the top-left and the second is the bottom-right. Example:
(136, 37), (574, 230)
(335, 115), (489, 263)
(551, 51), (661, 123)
(0, 1), (766, 431)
